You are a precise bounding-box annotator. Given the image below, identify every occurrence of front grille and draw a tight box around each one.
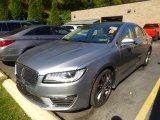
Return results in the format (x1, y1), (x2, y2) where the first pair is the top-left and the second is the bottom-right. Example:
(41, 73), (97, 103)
(16, 63), (38, 85)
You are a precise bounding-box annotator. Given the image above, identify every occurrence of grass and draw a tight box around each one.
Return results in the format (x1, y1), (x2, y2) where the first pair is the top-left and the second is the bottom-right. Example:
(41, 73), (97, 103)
(0, 80), (31, 120)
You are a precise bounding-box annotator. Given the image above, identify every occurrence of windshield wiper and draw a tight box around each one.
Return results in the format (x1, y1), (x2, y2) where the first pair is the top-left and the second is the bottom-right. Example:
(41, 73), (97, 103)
(75, 40), (89, 43)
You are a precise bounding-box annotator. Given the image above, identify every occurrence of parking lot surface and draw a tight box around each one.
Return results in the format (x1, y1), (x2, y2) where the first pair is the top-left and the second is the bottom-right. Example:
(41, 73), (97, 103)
(0, 41), (160, 120)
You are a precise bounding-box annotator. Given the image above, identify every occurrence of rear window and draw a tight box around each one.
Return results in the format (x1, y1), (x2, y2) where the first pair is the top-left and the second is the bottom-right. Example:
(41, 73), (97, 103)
(144, 24), (159, 28)
(25, 26), (53, 35)
(7, 22), (21, 31)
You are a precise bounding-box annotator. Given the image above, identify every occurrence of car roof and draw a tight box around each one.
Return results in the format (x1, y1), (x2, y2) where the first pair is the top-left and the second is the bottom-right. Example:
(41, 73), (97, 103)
(88, 22), (135, 27)
(144, 23), (158, 25)
(13, 25), (68, 33)
(28, 25), (62, 28)
(0, 20), (30, 23)
(63, 24), (83, 26)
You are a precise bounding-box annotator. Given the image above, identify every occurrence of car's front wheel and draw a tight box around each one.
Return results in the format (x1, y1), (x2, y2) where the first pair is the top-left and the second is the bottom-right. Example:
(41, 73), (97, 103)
(91, 69), (113, 107)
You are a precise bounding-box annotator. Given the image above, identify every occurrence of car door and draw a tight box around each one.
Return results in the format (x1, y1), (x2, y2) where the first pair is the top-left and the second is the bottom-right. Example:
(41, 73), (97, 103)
(117, 25), (139, 81)
(132, 25), (149, 65)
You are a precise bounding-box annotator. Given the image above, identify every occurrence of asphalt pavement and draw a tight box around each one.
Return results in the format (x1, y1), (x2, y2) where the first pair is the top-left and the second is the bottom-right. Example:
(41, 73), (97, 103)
(0, 41), (160, 120)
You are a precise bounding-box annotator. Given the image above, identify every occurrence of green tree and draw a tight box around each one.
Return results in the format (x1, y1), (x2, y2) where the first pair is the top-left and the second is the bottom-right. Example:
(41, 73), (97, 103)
(9, 0), (25, 20)
(0, 0), (9, 20)
(82, 0), (94, 9)
(111, 0), (122, 5)
(27, 0), (44, 22)
(47, 0), (61, 25)
(93, 0), (109, 7)
(59, 10), (71, 24)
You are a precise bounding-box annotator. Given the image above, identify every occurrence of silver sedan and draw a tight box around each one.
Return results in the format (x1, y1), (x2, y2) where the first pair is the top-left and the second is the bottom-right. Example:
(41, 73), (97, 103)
(16, 22), (152, 111)
(0, 25), (70, 62)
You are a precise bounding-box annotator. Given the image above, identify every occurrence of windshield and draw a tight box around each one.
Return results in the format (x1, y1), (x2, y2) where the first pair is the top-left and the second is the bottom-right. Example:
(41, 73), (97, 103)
(63, 24), (121, 43)
(0, 26), (30, 37)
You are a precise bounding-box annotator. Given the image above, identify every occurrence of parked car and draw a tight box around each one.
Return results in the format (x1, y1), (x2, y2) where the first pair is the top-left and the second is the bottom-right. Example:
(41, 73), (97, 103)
(0, 20), (41, 35)
(0, 25), (70, 62)
(62, 19), (100, 31)
(62, 24), (83, 31)
(16, 22), (152, 111)
(143, 23), (160, 40)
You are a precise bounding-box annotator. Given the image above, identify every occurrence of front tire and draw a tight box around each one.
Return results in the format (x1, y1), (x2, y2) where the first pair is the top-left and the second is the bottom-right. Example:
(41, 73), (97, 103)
(91, 69), (113, 107)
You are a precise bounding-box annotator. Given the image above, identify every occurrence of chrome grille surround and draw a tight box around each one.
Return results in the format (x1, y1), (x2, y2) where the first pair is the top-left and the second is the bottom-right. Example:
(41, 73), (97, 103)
(16, 63), (39, 85)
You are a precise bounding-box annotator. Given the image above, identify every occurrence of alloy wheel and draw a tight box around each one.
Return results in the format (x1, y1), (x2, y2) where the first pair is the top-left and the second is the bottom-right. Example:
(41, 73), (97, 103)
(91, 69), (113, 107)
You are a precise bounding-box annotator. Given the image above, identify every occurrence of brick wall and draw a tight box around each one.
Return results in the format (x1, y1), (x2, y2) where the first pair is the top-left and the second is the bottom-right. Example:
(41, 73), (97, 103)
(71, 0), (160, 26)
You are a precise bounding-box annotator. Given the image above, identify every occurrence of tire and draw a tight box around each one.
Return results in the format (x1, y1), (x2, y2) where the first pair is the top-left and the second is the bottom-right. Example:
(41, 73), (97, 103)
(91, 69), (113, 107)
(143, 49), (151, 66)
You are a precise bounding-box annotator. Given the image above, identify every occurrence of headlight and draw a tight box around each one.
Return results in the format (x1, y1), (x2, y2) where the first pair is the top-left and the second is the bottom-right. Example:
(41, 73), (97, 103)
(43, 69), (86, 83)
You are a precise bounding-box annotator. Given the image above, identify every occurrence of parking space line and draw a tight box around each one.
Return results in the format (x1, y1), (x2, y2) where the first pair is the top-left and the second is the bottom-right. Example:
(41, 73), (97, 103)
(135, 78), (160, 120)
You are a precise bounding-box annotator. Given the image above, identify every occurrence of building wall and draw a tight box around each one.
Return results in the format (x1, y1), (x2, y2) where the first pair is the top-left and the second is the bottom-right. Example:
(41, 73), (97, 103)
(71, 0), (160, 26)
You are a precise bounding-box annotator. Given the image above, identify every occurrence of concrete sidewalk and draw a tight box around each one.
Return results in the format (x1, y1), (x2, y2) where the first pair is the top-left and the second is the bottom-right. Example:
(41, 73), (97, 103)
(0, 71), (7, 80)
(0, 71), (60, 120)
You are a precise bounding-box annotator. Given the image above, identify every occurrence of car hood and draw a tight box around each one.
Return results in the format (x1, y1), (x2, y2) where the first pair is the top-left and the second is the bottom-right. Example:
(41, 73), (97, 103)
(17, 40), (110, 75)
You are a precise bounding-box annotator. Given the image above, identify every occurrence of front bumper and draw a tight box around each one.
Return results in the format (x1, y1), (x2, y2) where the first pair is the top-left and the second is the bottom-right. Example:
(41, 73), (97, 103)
(0, 55), (19, 61)
(16, 74), (92, 111)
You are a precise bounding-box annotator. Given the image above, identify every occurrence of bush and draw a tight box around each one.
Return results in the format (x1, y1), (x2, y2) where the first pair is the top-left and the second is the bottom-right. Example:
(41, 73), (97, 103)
(9, 0), (25, 20)
(27, 0), (44, 22)
(0, 0), (9, 20)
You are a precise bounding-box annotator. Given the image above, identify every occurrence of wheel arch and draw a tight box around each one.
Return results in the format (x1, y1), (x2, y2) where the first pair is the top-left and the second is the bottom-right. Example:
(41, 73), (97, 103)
(22, 46), (35, 53)
(94, 65), (116, 88)
(89, 65), (116, 106)
(89, 65), (116, 103)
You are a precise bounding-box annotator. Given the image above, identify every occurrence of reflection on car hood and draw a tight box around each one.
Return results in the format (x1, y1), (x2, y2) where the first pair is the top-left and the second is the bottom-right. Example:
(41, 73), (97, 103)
(17, 40), (109, 75)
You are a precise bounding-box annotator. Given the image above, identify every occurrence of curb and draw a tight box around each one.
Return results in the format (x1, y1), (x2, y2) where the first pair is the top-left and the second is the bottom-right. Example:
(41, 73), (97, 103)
(2, 79), (60, 120)
(1, 72), (60, 120)
(0, 71), (8, 80)
(135, 78), (160, 120)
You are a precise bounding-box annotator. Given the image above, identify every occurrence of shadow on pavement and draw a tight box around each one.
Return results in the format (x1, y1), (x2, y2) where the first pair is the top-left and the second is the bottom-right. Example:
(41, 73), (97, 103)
(149, 87), (160, 120)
